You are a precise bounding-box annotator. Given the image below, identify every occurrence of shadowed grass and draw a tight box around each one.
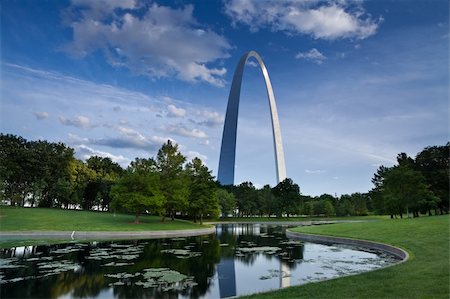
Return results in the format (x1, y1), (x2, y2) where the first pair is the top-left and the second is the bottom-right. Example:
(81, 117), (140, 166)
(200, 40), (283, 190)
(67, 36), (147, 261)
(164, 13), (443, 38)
(241, 215), (449, 299)
(0, 206), (208, 231)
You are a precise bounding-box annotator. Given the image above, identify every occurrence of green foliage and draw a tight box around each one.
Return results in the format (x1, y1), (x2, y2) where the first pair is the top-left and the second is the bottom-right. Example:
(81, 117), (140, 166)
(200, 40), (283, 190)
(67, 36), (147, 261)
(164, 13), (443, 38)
(415, 144), (449, 213)
(156, 140), (189, 221)
(217, 189), (236, 217)
(186, 157), (219, 223)
(110, 170), (164, 223)
(272, 178), (302, 217)
(369, 146), (448, 218)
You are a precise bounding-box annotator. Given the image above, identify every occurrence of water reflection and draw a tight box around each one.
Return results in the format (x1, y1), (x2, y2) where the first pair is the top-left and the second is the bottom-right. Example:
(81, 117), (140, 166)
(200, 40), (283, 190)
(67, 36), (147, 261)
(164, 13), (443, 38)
(0, 224), (399, 299)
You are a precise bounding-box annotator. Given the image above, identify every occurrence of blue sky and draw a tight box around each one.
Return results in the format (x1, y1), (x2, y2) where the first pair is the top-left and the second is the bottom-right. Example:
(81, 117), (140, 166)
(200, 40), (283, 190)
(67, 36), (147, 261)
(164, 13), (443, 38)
(1, 0), (448, 196)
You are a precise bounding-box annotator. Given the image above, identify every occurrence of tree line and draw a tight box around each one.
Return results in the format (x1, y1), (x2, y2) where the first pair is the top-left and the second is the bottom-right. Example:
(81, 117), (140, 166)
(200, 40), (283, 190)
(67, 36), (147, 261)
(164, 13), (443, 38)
(369, 144), (449, 218)
(0, 134), (220, 223)
(1, 133), (448, 221)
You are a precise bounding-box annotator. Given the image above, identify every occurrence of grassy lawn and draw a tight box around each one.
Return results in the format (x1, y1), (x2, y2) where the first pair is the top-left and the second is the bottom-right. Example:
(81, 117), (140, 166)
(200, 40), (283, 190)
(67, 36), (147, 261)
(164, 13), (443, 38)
(242, 214), (449, 299)
(0, 206), (208, 231)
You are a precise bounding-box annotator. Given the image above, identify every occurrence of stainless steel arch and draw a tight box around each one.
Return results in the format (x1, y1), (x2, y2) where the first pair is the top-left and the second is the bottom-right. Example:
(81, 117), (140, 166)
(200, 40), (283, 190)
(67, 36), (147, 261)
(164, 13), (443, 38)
(218, 51), (286, 185)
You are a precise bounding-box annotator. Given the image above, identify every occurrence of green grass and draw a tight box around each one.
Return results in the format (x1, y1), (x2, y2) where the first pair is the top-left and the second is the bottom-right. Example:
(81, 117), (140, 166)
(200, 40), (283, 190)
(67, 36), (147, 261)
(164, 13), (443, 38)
(0, 206), (208, 231)
(242, 215), (449, 299)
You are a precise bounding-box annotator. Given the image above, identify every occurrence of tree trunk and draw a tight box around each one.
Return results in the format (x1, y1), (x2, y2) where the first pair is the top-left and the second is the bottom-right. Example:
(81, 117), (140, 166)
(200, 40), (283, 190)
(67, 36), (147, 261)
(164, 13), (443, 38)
(200, 213), (203, 225)
(171, 210), (175, 221)
(135, 212), (140, 224)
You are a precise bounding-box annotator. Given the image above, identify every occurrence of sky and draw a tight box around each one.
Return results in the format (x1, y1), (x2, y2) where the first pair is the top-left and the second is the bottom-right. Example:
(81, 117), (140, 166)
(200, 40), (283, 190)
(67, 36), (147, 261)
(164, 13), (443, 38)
(1, 0), (448, 196)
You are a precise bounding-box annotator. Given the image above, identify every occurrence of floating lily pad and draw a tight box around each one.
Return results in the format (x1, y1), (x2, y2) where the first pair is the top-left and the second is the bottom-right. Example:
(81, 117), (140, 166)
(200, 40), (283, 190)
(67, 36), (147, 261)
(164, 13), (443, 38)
(102, 262), (133, 267)
(237, 246), (282, 254)
(160, 249), (201, 258)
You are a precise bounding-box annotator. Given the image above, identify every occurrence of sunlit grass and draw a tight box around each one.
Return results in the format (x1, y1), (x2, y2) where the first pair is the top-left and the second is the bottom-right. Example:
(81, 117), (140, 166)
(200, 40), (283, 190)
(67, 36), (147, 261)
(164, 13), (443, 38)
(0, 206), (208, 231)
(242, 215), (449, 299)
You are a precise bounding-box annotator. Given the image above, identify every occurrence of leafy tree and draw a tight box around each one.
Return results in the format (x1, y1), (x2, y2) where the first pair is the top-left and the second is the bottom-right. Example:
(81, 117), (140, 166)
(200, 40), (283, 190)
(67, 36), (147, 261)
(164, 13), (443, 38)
(156, 140), (189, 221)
(370, 165), (393, 216)
(110, 170), (163, 223)
(383, 164), (435, 218)
(217, 188), (236, 217)
(186, 157), (219, 224)
(324, 200), (335, 217)
(272, 178), (302, 217)
(415, 144), (449, 214)
(233, 182), (258, 217)
(336, 195), (355, 216)
(351, 192), (369, 216)
(301, 201), (314, 216)
(0, 134), (30, 206)
(84, 156), (123, 211)
(257, 185), (276, 216)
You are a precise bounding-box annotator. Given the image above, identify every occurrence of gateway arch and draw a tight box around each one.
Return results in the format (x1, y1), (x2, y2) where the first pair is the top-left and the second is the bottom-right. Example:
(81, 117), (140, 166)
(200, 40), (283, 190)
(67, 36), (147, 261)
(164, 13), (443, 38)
(218, 51), (286, 185)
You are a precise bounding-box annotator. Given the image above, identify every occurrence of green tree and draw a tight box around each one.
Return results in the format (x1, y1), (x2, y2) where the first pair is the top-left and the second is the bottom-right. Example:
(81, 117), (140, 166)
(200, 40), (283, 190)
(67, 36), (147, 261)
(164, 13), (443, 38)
(383, 164), (435, 218)
(415, 144), (449, 214)
(350, 192), (369, 216)
(186, 157), (219, 224)
(84, 156), (123, 211)
(370, 165), (393, 216)
(233, 182), (258, 217)
(217, 188), (236, 217)
(257, 185), (277, 216)
(156, 140), (189, 221)
(110, 170), (164, 223)
(324, 200), (335, 217)
(272, 178), (302, 217)
(0, 134), (30, 206)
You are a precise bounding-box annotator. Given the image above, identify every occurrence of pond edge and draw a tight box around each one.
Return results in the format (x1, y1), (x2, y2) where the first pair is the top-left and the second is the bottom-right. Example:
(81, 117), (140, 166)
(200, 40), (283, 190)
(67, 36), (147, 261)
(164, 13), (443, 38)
(0, 227), (215, 241)
(286, 230), (409, 261)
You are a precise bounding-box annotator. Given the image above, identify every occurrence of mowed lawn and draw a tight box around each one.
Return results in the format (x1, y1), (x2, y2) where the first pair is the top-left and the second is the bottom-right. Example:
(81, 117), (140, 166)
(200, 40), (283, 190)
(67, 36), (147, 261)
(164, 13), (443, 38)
(0, 206), (208, 231)
(243, 214), (449, 299)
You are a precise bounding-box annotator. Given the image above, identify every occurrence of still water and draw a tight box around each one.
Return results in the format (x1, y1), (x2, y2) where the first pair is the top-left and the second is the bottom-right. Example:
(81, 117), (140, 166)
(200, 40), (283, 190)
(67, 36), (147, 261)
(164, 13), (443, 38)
(0, 224), (399, 298)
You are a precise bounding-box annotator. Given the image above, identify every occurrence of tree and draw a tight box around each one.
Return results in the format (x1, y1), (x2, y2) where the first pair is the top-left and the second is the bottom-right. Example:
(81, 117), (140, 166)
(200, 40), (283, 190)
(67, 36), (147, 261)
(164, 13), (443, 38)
(383, 164), (436, 218)
(351, 193), (369, 216)
(217, 188), (236, 217)
(272, 178), (302, 217)
(156, 140), (189, 221)
(257, 185), (276, 216)
(324, 200), (335, 217)
(84, 156), (123, 211)
(186, 157), (219, 224)
(233, 182), (258, 217)
(110, 170), (164, 223)
(415, 144), (449, 214)
(370, 165), (393, 216)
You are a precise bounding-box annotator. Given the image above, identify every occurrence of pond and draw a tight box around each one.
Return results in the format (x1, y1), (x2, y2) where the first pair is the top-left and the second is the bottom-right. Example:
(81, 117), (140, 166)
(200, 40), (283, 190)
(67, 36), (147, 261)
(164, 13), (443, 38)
(0, 224), (400, 298)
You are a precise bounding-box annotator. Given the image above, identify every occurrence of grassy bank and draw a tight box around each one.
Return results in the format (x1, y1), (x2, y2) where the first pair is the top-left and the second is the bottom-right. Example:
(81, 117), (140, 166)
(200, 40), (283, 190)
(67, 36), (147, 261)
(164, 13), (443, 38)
(243, 215), (449, 299)
(0, 206), (208, 231)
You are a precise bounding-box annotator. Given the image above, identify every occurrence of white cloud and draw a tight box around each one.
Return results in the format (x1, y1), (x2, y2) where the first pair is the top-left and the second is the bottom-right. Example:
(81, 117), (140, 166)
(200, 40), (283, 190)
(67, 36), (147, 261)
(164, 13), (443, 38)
(75, 144), (130, 166)
(162, 123), (208, 139)
(59, 115), (91, 128)
(246, 60), (258, 67)
(224, 0), (380, 40)
(186, 150), (208, 162)
(167, 104), (186, 118)
(33, 111), (49, 120)
(63, 2), (231, 86)
(305, 169), (327, 174)
(295, 48), (327, 64)
(193, 110), (224, 127)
